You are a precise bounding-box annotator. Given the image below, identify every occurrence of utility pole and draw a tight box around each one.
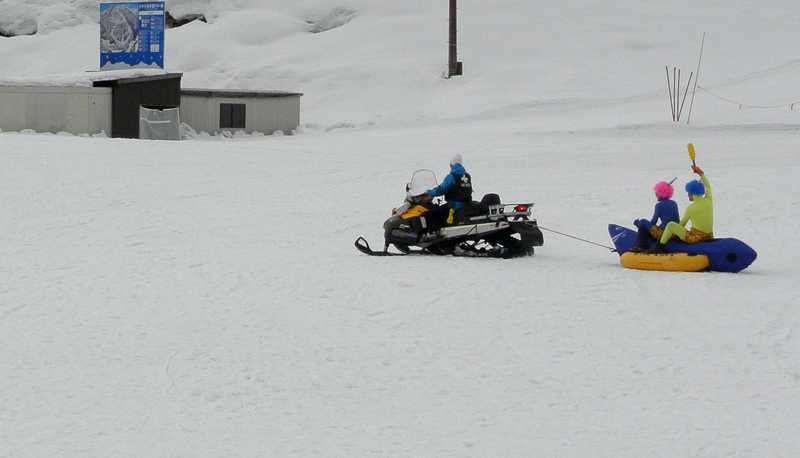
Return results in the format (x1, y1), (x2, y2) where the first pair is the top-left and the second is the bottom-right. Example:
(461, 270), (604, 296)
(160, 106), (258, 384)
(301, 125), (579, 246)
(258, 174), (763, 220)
(448, 0), (462, 77)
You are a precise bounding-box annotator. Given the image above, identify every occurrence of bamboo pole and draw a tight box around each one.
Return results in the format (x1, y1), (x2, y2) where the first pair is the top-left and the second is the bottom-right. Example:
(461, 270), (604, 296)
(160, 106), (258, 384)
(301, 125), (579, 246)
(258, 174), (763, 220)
(666, 66), (675, 121)
(673, 67), (678, 122)
(678, 72), (694, 121)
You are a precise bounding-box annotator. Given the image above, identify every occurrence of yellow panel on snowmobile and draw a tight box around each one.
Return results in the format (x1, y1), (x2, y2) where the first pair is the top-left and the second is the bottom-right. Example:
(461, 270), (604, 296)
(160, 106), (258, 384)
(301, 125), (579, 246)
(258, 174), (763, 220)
(400, 205), (430, 220)
(620, 252), (710, 272)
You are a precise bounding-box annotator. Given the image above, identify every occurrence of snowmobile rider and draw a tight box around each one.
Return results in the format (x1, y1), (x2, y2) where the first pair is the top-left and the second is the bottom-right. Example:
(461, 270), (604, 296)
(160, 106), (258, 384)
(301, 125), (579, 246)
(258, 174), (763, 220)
(657, 165), (713, 249)
(632, 181), (679, 249)
(425, 153), (473, 226)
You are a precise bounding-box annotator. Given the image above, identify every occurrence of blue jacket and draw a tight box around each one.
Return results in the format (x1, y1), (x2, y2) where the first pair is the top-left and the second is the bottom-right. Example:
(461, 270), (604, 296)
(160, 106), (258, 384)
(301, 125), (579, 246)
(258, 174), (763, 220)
(426, 163), (468, 209)
(650, 198), (680, 229)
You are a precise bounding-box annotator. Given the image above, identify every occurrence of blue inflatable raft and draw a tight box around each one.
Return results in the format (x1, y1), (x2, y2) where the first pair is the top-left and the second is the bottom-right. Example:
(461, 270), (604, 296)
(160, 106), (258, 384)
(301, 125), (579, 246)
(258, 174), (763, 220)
(609, 224), (757, 273)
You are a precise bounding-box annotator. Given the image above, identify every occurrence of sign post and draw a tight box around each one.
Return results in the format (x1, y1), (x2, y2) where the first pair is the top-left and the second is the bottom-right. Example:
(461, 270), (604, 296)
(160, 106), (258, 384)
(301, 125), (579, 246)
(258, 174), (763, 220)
(448, 0), (462, 77)
(100, 1), (165, 70)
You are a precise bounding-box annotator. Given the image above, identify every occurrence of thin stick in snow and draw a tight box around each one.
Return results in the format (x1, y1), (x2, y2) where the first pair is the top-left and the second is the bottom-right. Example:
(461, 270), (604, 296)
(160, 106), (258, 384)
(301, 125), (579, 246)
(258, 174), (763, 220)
(666, 66), (676, 121)
(686, 32), (706, 124)
(678, 72), (694, 121)
(677, 68), (682, 120)
(674, 67), (678, 122)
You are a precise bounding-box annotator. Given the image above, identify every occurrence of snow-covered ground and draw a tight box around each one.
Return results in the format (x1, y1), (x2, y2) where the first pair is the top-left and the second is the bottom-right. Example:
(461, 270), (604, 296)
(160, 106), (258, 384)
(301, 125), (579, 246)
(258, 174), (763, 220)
(2, 124), (799, 457)
(2, 1), (800, 457)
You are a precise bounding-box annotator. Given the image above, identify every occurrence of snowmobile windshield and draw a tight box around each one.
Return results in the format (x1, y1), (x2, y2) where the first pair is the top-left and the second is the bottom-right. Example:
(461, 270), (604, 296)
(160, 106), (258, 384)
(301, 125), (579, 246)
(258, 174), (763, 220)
(406, 169), (438, 198)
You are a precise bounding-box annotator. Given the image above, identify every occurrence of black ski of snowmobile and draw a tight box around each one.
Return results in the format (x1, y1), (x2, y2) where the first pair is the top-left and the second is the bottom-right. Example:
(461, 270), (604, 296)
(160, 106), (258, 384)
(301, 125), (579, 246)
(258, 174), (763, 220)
(354, 237), (428, 256)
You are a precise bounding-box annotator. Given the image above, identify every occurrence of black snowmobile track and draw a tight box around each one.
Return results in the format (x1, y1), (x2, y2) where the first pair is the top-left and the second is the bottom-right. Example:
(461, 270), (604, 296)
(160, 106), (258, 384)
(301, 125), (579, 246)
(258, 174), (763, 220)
(354, 236), (526, 258)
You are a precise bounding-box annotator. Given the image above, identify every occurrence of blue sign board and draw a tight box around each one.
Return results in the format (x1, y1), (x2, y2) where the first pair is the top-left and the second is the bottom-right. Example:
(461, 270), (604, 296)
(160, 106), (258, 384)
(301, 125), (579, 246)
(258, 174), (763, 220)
(100, 2), (165, 70)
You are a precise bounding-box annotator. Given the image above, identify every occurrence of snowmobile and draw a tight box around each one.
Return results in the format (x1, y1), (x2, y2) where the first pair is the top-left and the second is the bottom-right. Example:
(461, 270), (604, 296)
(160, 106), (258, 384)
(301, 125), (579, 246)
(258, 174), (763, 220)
(354, 169), (544, 258)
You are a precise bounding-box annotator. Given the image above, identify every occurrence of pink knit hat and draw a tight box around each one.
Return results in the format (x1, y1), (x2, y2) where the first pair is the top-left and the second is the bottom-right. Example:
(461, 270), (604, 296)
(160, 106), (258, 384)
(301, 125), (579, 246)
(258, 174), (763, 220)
(653, 181), (674, 199)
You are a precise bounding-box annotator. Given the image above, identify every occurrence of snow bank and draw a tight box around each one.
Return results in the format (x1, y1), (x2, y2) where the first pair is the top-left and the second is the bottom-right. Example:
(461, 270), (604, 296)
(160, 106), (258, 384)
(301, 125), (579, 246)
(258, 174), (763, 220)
(0, 68), (170, 87)
(0, 0), (98, 35)
(305, 6), (358, 34)
(0, 1), (37, 36)
(2, 0), (798, 129)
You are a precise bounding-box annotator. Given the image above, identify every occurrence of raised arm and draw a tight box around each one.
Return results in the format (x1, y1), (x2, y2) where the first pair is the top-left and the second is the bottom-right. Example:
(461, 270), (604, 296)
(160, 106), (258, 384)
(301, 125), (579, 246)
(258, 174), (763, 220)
(692, 165), (711, 200)
(700, 174), (712, 200)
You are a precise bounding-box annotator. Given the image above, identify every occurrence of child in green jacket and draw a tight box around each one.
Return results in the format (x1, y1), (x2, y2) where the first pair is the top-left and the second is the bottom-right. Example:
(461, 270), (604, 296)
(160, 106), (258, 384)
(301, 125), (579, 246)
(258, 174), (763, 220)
(657, 165), (713, 249)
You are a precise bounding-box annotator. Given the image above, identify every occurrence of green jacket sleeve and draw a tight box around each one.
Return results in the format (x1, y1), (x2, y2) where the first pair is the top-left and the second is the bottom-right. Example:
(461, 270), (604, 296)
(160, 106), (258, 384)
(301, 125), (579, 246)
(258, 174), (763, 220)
(701, 174), (712, 201)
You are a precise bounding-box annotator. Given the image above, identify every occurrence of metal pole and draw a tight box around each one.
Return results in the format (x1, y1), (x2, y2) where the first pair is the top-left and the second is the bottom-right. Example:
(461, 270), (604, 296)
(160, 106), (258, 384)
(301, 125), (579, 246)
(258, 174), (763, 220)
(677, 68), (681, 121)
(673, 67), (678, 122)
(666, 66), (675, 121)
(448, 0), (458, 77)
(686, 32), (706, 124)
(678, 72), (694, 121)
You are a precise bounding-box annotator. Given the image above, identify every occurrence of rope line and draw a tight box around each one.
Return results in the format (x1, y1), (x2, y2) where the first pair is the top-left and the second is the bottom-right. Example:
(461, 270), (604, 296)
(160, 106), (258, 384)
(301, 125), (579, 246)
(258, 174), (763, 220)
(538, 226), (616, 252)
(697, 85), (800, 110)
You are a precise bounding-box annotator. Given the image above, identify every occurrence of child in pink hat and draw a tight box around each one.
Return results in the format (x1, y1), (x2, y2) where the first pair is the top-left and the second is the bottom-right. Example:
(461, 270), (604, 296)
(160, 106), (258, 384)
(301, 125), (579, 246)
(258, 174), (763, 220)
(632, 181), (680, 250)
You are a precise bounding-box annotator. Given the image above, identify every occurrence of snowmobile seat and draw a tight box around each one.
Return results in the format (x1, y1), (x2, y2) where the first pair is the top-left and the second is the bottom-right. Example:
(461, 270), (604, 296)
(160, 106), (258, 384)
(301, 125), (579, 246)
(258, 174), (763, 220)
(457, 201), (485, 220)
(479, 193), (501, 213)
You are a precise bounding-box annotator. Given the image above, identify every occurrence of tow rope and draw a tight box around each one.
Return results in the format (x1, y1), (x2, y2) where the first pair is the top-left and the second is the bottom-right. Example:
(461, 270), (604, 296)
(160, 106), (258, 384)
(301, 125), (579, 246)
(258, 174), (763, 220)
(538, 225), (616, 252)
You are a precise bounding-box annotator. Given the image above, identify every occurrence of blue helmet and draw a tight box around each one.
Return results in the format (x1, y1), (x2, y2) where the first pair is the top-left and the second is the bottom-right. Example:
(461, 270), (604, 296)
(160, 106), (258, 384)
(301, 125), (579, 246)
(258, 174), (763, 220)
(685, 180), (705, 196)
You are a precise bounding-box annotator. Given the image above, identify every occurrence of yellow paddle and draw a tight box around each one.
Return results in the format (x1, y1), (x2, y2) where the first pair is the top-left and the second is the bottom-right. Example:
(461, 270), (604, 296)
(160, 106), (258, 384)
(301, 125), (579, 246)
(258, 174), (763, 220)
(687, 143), (696, 166)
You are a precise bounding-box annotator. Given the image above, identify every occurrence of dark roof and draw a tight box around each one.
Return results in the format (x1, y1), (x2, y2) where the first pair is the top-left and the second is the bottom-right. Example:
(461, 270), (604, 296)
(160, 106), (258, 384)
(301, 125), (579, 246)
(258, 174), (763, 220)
(93, 73), (183, 87)
(181, 88), (303, 98)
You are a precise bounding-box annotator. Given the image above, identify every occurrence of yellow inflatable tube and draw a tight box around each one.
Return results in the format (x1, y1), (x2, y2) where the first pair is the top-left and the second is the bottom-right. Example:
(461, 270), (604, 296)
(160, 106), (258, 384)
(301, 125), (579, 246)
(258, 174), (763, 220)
(620, 252), (710, 272)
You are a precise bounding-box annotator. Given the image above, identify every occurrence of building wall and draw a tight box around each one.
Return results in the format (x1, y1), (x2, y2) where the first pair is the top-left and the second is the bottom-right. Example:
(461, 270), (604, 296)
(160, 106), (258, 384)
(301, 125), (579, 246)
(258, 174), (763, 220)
(0, 86), (112, 135)
(248, 96), (301, 134)
(180, 95), (301, 134)
(180, 95), (215, 133)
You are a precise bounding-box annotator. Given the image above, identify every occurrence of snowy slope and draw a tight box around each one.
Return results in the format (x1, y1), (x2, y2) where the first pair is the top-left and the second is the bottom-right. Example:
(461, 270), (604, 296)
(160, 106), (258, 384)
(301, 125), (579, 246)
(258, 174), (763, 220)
(1, 1), (800, 457)
(2, 0), (800, 128)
